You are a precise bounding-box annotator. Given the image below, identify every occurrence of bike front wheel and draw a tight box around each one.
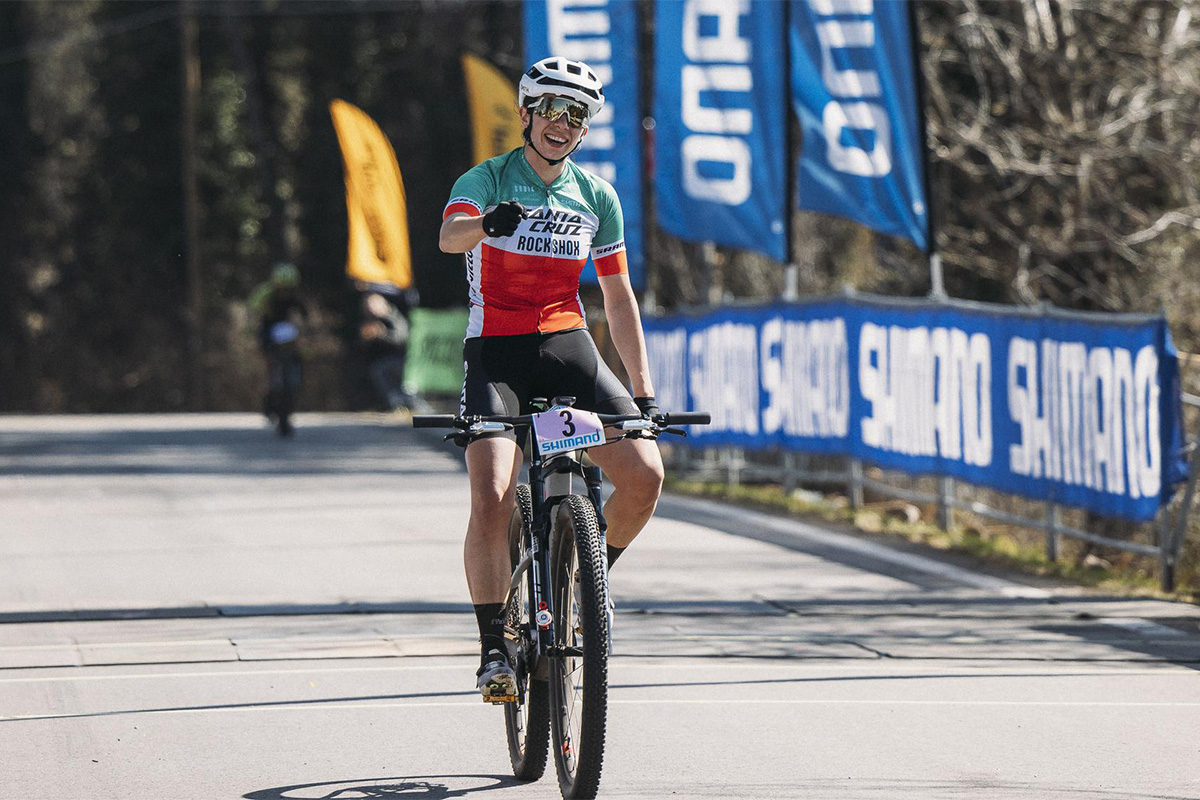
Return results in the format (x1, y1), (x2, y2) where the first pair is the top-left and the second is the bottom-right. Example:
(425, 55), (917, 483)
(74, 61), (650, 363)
(549, 494), (610, 799)
(505, 484), (550, 781)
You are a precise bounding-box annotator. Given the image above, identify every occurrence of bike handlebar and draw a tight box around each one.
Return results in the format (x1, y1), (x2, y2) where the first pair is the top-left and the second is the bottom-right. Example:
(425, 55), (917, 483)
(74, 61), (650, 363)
(661, 412), (711, 426)
(411, 414), (459, 428)
(411, 410), (711, 429)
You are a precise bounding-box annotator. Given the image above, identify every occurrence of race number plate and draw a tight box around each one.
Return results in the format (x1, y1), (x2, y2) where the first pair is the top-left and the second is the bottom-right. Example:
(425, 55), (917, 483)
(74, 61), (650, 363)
(531, 406), (605, 457)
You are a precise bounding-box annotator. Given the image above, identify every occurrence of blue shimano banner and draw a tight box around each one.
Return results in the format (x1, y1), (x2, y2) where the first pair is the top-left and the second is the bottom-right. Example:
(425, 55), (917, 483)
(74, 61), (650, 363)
(645, 296), (1187, 522)
(653, 0), (787, 262)
(791, 0), (930, 249)
(525, 0), (645, 289)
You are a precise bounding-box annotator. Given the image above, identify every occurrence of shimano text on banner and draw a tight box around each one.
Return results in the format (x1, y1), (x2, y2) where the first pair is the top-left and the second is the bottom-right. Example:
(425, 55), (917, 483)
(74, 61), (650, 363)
(524, 0), (645, 289)
(654, 0), (788, 262)
(790, 0), (929, 249)
(644, 297), (1187, 522)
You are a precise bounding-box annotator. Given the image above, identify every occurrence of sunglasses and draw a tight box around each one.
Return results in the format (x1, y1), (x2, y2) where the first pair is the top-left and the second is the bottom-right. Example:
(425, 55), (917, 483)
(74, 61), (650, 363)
(529, 96), (590, 128)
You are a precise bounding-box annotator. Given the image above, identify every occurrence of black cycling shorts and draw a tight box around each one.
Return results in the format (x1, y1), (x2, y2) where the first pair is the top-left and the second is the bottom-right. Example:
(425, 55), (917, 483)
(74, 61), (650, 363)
(461, 329), (638, 442)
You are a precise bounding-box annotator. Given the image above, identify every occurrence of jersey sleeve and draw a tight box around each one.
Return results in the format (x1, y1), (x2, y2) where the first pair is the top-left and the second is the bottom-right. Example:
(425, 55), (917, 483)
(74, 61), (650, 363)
(590, 181), (628, 277)
(443, 162), (495, 219)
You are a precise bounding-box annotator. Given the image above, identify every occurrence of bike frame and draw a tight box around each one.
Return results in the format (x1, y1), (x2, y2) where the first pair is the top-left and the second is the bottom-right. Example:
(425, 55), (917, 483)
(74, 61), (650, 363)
(516, 442), (609, 678)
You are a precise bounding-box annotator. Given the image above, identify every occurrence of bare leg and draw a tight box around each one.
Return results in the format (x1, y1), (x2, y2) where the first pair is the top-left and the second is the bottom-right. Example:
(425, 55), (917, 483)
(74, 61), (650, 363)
(586, 437), (665, 549)
(464, 437), (523, 604)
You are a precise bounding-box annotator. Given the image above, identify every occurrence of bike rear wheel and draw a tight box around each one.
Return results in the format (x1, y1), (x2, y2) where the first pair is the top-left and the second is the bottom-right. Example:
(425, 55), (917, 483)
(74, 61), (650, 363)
(504, 484), (550, 781)
(549, 494), (609, 799)
(270, 354), (300, 437)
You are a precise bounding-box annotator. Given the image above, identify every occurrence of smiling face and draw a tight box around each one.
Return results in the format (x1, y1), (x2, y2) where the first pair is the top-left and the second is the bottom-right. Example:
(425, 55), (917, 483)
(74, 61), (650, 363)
(520, 95), (587, 165)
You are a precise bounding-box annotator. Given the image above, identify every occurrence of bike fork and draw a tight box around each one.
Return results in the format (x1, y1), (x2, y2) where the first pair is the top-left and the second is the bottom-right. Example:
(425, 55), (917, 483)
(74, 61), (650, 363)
(527, 464), (556, 677)
(582, 464), (607, 545)
(583, 462), (612, 584)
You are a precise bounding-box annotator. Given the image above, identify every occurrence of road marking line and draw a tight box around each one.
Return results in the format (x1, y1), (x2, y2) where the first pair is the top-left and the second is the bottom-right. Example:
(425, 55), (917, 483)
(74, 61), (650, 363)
(0, 640), (233, 652)
(0, 659), (1193, 684)
(0, 633), (474, 653)
(6, 696), (1200, 721)
(618, 698), (1200, 706)
(0, 663), (464, 683)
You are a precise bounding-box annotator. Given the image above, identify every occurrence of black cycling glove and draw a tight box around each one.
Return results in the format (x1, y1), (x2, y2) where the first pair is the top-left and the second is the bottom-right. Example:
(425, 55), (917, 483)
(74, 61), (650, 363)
(633, 396), (660, 420)
(481, 201), (527, 238)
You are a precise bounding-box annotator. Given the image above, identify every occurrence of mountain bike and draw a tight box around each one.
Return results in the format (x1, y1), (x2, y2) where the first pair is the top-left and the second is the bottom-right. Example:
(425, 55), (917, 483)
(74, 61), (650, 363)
(413, 398), (709, 799)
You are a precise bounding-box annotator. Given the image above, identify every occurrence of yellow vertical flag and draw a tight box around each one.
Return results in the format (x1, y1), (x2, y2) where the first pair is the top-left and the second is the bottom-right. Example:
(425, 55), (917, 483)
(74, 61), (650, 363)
(329, 99), (412, 290)
(462, 54), (525, 163)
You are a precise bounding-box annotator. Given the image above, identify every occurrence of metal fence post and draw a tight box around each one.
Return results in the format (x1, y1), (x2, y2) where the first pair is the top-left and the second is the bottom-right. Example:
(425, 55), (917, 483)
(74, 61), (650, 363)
(782, 450), (797, 493)
(676, 444), (691, 480)
(1046, 503), (1061, 562)
(1159, 509), (1177, 593)
(1162, 433), (1200, 591)
(937, 476), (954, 531)
(848, 458), (864, 509)
(725, 447), (742, 487)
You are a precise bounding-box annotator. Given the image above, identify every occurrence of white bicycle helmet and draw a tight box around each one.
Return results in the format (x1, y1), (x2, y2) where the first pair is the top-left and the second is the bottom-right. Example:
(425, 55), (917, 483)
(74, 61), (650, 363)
(518, 57), (605, 121)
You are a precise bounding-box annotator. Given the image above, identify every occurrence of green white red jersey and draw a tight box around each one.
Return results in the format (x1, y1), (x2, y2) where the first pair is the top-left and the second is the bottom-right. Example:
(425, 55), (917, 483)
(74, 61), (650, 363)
(443, 147), (628, 338)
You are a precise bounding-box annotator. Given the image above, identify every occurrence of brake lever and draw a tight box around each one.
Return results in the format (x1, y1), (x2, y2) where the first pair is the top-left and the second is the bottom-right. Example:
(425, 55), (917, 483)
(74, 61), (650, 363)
(661, 427), (687, 437)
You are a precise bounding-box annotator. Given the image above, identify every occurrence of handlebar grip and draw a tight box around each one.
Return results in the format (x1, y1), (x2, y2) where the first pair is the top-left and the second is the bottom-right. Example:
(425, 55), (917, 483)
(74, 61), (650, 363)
(412, 414), (458, 428)
(662, 412), (711, 426)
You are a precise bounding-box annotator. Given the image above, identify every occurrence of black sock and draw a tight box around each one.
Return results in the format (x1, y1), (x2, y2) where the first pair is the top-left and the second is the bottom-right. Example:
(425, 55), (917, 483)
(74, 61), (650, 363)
(474, 602), (507, 658)
(606, 544), (626, 569)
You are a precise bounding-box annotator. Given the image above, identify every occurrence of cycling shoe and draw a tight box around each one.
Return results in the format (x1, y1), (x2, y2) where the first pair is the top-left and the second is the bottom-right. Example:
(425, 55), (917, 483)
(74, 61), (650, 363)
(476, 647), (518, 704)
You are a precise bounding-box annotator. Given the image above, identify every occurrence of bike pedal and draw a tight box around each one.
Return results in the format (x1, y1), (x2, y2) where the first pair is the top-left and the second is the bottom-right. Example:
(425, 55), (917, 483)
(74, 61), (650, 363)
(484, 694), (518, 704)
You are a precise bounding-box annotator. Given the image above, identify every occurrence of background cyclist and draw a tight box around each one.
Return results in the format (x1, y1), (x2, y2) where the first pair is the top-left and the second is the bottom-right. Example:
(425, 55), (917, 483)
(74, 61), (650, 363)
(248, 262), (308, 426)
(439, 57), (664, 701)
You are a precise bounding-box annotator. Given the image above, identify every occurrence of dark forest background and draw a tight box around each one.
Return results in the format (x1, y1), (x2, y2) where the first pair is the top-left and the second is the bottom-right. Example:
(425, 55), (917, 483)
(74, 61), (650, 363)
(1, 0), (1198, 413)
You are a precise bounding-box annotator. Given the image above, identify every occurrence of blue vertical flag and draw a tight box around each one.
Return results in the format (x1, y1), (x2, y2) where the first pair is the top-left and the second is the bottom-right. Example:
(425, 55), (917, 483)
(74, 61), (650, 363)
(791, 0), (929, 249)
(525, 0), (645, 289)
(653, 0), (787, 263)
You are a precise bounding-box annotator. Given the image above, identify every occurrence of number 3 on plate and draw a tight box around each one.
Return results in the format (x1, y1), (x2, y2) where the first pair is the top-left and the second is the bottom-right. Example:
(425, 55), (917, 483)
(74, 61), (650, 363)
(558, 409), (576, 437)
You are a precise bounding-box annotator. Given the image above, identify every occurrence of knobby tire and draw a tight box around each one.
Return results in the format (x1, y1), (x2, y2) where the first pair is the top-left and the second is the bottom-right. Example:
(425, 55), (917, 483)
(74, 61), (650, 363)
(504, 484), (550, 781)
(550, 494), (609, 799)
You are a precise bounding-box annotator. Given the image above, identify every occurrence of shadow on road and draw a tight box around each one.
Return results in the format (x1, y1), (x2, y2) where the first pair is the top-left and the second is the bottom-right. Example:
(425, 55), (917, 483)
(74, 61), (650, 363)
(1033, 618), (1200, 670)
(611, 669), (1150, 692)
(244, 774), (521, 799)
(0, 600), (473, 624)
(0, 421), (449, 477)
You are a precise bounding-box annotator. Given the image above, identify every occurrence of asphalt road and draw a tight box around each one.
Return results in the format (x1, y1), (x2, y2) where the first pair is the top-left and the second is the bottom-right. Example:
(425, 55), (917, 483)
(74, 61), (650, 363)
(1, 413), (1198, 800)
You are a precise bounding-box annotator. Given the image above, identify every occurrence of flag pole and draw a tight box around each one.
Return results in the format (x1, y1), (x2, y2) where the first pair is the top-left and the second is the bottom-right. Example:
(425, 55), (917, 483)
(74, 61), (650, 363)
(783, 0), (799, 301)
(907, 0), (943, 298)
(638, 0), (657, 313)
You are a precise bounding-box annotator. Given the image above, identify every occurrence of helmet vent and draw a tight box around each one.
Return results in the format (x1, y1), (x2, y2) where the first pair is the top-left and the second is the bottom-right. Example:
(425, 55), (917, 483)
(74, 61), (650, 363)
(518, 56), (605, 119)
